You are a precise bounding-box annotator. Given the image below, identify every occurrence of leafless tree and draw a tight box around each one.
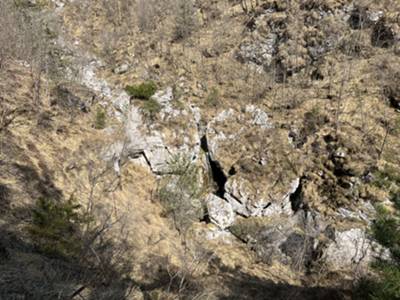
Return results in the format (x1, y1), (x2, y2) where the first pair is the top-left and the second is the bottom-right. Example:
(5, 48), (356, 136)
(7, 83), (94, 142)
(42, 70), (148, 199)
(0, 1), (27, 69)
(136, 0), (158, 32)
(165, 241), (215, 299)
(174, 0), (197, 40)
(0, 1), (54, 107)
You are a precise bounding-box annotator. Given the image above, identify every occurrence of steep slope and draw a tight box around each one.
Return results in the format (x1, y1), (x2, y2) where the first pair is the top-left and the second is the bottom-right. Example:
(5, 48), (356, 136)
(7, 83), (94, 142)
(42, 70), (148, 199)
(1, 0), (400, 299)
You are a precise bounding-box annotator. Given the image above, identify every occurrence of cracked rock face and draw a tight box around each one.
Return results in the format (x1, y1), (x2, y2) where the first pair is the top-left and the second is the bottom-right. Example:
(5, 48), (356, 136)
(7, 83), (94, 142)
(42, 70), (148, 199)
(206, 108), (301, 217)
(105, 87), (201, 174)
(323, 228), (385, 272)
(224, 178), (300, 217)
(232, 212), (319, 269)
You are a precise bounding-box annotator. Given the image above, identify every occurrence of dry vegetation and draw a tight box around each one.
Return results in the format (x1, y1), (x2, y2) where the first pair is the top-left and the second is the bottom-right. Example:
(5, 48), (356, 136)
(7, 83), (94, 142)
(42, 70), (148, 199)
(1, 0), (400, 299)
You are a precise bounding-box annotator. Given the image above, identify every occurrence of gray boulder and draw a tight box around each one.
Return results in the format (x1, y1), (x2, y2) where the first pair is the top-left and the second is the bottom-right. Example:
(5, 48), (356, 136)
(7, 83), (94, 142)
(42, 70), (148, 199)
(323, 228), (385, 272)
(206, 194), (235, 229)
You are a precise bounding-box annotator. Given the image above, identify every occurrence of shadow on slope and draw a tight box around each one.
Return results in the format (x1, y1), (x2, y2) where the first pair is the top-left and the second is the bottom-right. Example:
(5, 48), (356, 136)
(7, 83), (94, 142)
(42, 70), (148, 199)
(133, 254), (350, 300)
(0, 223), (135, 300)
(216, 267), (348, 300)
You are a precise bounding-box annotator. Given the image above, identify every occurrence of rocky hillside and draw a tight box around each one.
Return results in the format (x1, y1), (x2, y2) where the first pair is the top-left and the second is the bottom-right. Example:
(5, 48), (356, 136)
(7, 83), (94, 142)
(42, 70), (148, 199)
(0, 0), (400, 299)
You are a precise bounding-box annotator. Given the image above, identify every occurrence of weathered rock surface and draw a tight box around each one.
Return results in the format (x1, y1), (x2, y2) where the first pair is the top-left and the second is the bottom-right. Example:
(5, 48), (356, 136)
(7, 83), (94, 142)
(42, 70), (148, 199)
(230, 212), (319, 269)
(113, 63), (130, 74)
(51, 82), (95, 112)
(205, 108), (300, 217)
(206, 193), (235, 229)
(151, 87), (182, 120)
(323, 228), (384, 272)
(123, 106), (172, 174)
(236, 33), (277, 68)
(230, 210), (384, 273)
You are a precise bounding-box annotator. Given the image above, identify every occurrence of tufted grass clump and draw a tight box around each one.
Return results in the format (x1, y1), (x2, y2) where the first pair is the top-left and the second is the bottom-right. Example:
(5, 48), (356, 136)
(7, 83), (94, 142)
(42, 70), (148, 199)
(94, 107), (106, 129)
(140, 98), (162, 120)
(206, 87), (220, 107)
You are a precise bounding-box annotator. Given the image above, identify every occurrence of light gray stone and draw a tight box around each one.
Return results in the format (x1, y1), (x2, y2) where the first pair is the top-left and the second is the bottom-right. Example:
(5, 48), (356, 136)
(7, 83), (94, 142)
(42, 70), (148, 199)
(113, 63), (130, 74)
(245, 105), (272, 129)
(224, 177), (299, 217)
(237, 34), (277, 67)
(206, 194), (235, 229)
(323, 228), (383, 271)
(152, 87), (173, 106)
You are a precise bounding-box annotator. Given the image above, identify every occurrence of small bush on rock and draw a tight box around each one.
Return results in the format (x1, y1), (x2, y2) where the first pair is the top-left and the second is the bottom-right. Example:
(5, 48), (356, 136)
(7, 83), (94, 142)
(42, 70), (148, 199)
(125, 81), (157, 100)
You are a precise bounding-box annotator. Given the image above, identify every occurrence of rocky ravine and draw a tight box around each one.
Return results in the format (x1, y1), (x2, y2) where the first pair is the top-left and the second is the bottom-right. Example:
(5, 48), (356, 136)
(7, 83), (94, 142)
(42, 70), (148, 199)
(52, 0), (398, 284)
(2, 0), (400, 298)
(75, 54), (384, 279)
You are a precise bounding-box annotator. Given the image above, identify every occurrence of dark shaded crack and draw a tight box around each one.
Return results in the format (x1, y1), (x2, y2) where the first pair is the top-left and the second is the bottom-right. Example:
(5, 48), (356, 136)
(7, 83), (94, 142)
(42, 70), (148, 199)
(289, 177), (304, 212)
(127, 150), (156, 173)
(200, 135), (228, 197)
(228, 166), (237, 176)
(200, 214), (211, 224)
(263, 203), (272, 210)
(227, 228), (250, 244)
(140, 151), (152, 169)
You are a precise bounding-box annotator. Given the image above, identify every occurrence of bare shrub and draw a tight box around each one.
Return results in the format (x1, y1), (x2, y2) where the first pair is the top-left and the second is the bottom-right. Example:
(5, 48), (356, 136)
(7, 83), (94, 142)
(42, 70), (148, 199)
(0, 1), (28, 68)
(173, 0), (197, 40)
(371, 19), (395, 48)
(136, 0), (158, 32)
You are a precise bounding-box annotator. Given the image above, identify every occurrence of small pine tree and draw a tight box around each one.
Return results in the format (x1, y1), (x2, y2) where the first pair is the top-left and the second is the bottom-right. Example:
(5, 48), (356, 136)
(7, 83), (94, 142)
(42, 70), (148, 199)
(29, 197), (92, 258)
(356, 203), (400, 299)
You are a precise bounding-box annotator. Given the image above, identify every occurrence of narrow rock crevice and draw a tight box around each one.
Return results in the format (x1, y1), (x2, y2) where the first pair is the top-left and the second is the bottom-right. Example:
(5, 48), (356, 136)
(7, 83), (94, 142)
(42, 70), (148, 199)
(200, 135), (228, 197)
(140, 152), (153, 170)
(289, 177), (305, 212)
(200, 214), (211, 224)
(126, 150), (155, 174)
